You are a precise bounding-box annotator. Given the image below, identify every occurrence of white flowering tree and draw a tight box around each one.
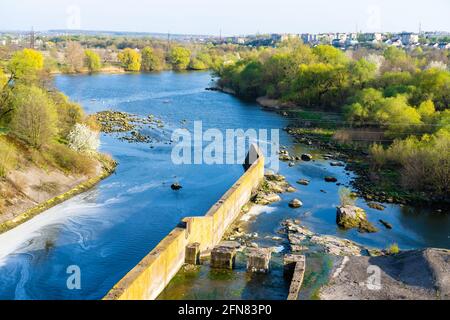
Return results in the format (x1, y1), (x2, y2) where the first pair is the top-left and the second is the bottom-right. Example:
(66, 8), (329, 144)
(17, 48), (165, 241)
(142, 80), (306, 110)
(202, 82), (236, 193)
(68, 123), (100, 154)
(427, 61), (447, 71)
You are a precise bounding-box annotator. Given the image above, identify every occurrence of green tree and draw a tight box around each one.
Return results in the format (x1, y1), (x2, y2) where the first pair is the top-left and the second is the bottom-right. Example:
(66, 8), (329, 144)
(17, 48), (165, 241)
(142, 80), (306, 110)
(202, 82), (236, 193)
(118, 48), (141, 71)
(141, 47), (165, 71)
(7, 49), (44, 82)
(10, 85), (58, 148)
(169, 47), (191, 70)
(84, 50), (102, 72)
(189, 52), (212, 70)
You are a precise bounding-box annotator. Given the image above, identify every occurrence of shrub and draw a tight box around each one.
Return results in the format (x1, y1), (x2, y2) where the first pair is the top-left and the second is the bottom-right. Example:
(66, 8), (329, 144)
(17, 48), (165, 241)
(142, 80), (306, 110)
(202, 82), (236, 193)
(387, 243), (400, 254)
(47, 143), (97, 176)
(68, 123), (100, 154)
(0, 137), (17, 177)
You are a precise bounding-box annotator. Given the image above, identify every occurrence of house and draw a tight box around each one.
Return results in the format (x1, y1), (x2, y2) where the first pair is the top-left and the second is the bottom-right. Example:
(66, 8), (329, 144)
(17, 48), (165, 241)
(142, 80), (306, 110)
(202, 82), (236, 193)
(362, 32), (382, 42)
(400, 32), (419, 45)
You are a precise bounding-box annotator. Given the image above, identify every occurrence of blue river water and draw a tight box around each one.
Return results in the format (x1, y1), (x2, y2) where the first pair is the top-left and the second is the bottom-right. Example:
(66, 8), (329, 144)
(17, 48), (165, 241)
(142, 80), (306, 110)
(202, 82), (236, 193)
(0, 71), (448, 300)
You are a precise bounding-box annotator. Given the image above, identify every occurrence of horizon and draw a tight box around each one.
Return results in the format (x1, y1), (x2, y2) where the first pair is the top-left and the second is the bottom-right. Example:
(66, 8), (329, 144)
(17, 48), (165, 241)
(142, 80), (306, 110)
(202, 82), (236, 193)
(1, 0), (450, 36)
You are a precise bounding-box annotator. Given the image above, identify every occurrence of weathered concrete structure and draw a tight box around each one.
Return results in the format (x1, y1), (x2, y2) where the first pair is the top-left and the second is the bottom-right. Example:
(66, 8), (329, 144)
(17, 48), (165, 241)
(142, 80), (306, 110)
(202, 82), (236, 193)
(185, 242), (200, 265)
(246, 248), (272, 273)
(104, 145), (264, 300)
(211, 245), (237, 269)
(284, 254), (306, 300)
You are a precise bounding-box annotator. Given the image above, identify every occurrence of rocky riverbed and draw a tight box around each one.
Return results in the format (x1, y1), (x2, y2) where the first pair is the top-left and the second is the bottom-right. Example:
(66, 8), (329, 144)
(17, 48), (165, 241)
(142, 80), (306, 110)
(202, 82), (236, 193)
(95, 110), (170, 144)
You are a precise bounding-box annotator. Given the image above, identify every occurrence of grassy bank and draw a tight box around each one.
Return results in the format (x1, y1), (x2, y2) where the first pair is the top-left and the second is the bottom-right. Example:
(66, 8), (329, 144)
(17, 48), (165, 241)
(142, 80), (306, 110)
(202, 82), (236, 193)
(0, 156), (116, 235)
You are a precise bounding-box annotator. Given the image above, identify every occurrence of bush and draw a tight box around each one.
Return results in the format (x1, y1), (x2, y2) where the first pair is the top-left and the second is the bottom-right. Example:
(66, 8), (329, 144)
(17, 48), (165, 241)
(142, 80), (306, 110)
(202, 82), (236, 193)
(67, 123), (100, 153)
(387, 243), (400, 254)
(0, 137), (17, 177)
(47, 143), (97, 176)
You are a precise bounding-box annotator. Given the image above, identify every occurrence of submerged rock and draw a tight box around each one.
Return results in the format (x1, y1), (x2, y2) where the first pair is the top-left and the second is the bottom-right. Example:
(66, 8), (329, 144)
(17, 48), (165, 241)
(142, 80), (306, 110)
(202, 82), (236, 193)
(325, 176), (338, 183)
(336, 205), (378, 233)
(301, 154), (313, 161)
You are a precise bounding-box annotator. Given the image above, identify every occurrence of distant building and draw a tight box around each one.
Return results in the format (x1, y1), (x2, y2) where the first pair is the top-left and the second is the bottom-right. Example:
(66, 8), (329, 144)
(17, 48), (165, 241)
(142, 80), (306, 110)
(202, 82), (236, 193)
(400, 32), (419, 45)
(301, 33), (317, 44)
(362, 33), (382, 42)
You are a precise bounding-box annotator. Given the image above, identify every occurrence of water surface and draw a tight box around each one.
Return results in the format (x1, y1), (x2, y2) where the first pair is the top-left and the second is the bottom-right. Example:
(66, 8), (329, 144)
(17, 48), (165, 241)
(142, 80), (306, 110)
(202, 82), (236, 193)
(0, 71), (448, 300)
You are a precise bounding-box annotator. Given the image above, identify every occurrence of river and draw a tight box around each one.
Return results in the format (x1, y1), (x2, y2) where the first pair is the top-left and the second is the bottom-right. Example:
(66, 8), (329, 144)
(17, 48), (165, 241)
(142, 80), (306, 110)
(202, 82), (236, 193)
(0, 71), (448, 300)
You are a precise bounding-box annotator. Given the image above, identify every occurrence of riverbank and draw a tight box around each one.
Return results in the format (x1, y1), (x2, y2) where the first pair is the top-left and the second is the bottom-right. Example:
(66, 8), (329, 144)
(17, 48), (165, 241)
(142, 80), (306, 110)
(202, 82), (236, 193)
(0, 154), (116, 235)
(213, 87), (448, 209)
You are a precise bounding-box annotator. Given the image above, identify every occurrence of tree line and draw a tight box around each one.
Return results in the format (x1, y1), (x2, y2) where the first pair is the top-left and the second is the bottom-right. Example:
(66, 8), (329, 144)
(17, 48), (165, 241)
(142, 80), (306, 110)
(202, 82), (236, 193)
(215, 40), (449, 197)
(0, 49), (104, 183)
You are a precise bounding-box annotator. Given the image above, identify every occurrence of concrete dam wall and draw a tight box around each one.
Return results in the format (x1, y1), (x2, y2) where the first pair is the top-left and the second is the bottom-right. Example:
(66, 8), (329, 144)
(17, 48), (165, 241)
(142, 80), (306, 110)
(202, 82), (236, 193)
(104, 145), (265, 300)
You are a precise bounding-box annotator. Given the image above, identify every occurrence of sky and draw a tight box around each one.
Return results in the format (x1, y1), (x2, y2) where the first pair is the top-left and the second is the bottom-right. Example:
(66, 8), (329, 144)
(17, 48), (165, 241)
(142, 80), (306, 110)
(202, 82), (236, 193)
(1, 0), (449, 36)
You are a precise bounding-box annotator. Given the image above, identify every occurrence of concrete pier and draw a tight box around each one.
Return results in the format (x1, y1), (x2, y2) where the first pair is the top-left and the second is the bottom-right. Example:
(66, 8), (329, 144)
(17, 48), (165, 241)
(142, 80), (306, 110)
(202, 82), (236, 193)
(246, 248), (272, 273)
(211, 242), (239, 269)
(283, 254), (306, 300)
(185, 243), (200, 265)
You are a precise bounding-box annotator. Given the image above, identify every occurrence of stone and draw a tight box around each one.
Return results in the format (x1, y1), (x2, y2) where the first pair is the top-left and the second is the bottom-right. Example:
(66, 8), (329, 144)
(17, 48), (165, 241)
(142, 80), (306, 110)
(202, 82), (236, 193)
(288, 162), (295, 167)
(185, 242), (200, 265)
(301, 154), (313, 161)
(171, 183), (182, 190)
(254, 192), (281, 205)
(296, 179), (310, 186)
(325, 176), (338, 183)
(211, 245), (237, 269)
(246, 248), (272, 273)
(379, 219), (393, 229)
(330, 161), (345, 167)
(368, 202), (386, 211)
(336, 205), (378, 233)
(286, 187), (297, 193)
(289, 199), (303, 208)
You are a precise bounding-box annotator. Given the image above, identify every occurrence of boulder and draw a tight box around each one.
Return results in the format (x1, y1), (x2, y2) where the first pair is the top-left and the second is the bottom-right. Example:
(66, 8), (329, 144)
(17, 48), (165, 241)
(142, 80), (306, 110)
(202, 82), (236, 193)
(336, 205), (378, 233)
(301, 154), (313, 161)
(296, 179), (310, 186)
(254, 192), (281, 205)
(171, 183), (182, 190)
(325, 176), (338, 183)
(379, 219), (393, 229)
(289, 199), (303, 208)
(330, 161), (345, 167)
(368, 202), (386, 211)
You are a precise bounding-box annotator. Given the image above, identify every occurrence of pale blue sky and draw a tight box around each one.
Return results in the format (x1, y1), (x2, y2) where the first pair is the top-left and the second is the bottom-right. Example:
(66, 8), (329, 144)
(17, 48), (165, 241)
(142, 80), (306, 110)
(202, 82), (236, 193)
(1, 0), (449, 35)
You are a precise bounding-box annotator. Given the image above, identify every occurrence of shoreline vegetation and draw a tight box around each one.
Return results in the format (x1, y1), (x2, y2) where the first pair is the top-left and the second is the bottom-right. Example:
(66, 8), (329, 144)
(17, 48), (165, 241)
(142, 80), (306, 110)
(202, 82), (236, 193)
(0, 48), (117, 233)
(211, 40), (449, 209)
(215, 85), (449, 209)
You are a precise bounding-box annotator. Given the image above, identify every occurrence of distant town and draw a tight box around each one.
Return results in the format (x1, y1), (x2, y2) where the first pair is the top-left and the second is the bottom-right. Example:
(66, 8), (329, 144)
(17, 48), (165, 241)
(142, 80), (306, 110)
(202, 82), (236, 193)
(1, 29), (450, 50)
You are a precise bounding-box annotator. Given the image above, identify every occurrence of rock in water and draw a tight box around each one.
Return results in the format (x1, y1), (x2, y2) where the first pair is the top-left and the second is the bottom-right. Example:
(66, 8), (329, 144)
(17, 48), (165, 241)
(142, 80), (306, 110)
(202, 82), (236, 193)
(171, 183), (182, 191)
(336, 205), (378, 233)
(379, 219), (393, 229)
(325, 176), (338, 183)
(289, 199), (303, 208)
(296, 179), (310, 186)
(301, 154), (313, 161)
(368, 202), (386, 211)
